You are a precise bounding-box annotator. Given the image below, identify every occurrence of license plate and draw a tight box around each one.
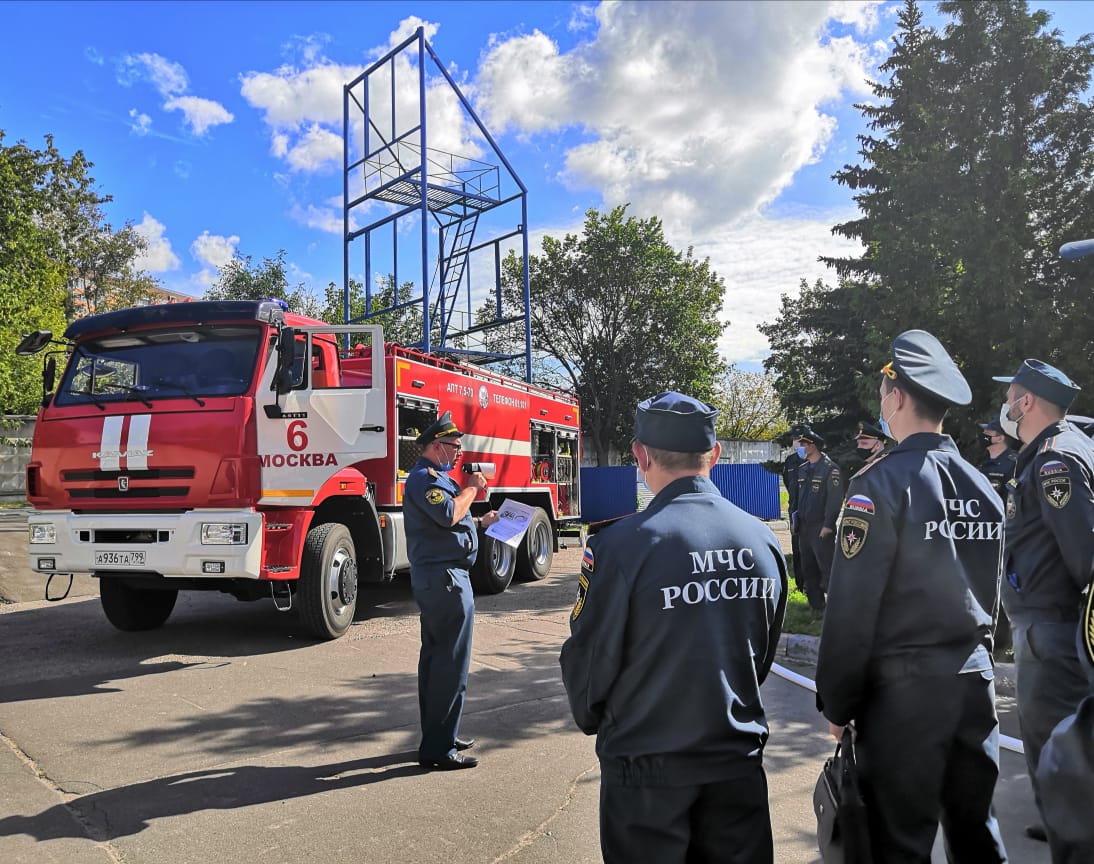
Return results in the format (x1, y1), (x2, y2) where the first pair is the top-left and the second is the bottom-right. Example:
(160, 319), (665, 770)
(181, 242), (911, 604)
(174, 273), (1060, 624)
(93, 550), (146, 567)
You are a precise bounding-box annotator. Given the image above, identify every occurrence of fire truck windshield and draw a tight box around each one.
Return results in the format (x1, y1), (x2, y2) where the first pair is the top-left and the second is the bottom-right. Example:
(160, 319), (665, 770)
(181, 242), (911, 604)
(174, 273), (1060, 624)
(54, 326), (262, 407)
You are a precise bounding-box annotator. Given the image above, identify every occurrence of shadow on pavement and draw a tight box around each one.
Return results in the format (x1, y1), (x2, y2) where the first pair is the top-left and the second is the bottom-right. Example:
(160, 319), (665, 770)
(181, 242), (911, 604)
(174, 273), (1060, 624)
(0, 751), (424, 842)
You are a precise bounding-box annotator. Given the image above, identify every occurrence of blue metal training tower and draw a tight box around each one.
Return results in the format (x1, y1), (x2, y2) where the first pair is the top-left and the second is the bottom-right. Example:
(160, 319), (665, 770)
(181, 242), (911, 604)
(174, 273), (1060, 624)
(342, 27), (533, 381)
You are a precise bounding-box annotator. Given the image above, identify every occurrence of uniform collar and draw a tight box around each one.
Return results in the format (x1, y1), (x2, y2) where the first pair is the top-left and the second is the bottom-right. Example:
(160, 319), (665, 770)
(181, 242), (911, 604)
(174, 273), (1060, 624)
(649, 474), (717, 508)
(889, 431), (956, 455)
(1016, 420), (1070, 469)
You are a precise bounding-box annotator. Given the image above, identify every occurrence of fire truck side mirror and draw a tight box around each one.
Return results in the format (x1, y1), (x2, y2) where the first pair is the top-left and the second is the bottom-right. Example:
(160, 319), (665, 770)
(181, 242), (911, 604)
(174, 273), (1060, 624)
(16, 330), (53, 356)
(274, 328), (296, 395)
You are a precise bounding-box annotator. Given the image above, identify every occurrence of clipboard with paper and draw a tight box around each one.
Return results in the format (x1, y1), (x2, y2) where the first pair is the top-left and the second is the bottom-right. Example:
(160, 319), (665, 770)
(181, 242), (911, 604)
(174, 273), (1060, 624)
(485, 498), (537, 548)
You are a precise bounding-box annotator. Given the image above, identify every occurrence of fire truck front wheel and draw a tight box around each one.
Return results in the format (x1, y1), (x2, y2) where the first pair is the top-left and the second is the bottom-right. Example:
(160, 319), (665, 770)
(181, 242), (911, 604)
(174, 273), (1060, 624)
(99, 578), (178, 631)
(515, 507), (553, 582)
(298, 522), (358, 640)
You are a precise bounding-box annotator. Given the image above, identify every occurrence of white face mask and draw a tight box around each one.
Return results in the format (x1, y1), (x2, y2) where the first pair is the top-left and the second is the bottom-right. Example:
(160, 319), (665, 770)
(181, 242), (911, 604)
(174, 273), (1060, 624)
(878, 390), (896, 439)
(999, 398), (1023, 440)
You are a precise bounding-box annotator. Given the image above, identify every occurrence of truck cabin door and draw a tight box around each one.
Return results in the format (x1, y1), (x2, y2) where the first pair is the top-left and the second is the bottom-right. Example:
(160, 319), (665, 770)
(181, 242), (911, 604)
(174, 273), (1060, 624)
(257, 324), (387, 506)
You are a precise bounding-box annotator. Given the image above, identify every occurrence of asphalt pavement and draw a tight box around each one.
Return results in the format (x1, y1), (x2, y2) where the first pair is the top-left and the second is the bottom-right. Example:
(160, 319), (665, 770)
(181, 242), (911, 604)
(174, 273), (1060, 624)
(0, 511), (1048, 863)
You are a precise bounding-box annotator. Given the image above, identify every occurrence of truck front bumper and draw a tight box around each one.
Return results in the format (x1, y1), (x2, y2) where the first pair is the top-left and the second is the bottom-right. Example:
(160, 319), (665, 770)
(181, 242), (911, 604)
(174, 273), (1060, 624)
(27, 509), (265, 580)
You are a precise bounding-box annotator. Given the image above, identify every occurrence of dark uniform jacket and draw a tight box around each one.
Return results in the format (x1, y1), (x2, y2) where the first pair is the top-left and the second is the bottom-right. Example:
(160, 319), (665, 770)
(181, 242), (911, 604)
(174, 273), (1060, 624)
(559, 475), (788, 786)
(978, 449), (1018, 499)
(816, 433), (1003, 727)
(1002, 421), (1094, 625)
(782, 451), (805, 512)
(796, 454), (843, 530)
(403, 457), (478, 576)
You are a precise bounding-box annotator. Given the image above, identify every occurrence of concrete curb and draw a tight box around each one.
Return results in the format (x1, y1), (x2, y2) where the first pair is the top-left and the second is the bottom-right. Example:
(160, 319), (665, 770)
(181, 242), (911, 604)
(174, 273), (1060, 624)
(774, 632), (1017, 699)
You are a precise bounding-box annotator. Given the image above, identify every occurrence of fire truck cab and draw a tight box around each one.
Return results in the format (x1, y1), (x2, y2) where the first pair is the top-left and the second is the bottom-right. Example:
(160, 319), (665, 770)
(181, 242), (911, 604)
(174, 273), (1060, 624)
(19, 300), (581, 640)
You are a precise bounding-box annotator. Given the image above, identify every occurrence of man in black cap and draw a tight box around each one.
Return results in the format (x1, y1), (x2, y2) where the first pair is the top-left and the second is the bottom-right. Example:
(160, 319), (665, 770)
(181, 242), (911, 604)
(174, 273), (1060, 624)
(977, 418), (1019, 498)
(992, 359), (1094, 841)
(816, 330), (1007, 862)
(560, 391), (788, 864)
(403, 410), (499, 770)
(853, 420), (888, 468)
(793, 427), (842, 611)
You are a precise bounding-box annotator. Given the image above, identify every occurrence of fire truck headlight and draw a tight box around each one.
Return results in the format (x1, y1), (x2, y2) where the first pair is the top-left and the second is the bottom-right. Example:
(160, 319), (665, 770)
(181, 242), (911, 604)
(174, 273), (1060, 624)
(29, 524), (56, 544)
(200, 523), (248, 545)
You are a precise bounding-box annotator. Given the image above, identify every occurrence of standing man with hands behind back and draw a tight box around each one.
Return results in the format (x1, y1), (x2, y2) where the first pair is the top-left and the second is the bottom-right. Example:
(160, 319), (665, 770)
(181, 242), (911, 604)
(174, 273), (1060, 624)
(404, 411), (499, 771)
(560, 392), (788, 864)
(816, 330), (1007, 863)
(992, 360), (1094, 843)
(794, 427), (843, 611)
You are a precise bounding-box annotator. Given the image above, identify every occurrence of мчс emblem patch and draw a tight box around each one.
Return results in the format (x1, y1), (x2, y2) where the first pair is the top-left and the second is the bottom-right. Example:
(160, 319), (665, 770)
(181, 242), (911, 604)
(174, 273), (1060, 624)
(1040, 460), (1071, 509)
(839, 516), (869, 559)
(572, 571), (589, 621)
(1006, 489), (1017, 520)
(425, 488), (445, 505)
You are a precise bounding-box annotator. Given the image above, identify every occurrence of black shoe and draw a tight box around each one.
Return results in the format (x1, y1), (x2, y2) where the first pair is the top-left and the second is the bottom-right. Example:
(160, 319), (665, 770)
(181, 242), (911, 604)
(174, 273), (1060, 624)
(1025, 824), (1048, 842)
(419, 753), (479, 771)
(455, 737), (475, 751)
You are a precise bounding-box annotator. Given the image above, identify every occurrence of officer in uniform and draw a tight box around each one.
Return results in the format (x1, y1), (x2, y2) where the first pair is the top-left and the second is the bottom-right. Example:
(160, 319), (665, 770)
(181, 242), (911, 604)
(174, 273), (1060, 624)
(403, 411), (499, 770)
(977, 418), (1019, 498)
(816, 330), (1008, 863)
(854, 420), (889, 468)
(559, 392), (788, 864)
(1036, 590), (1094, 864)
(793, 427), (843, 611)
(992, 359), (1094, 842)
(781, 425), (807, 590)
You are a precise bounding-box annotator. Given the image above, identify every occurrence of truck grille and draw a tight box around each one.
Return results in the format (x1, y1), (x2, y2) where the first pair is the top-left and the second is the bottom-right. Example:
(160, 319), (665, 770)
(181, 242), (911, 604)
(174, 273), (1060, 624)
(63, 467), (194, 500)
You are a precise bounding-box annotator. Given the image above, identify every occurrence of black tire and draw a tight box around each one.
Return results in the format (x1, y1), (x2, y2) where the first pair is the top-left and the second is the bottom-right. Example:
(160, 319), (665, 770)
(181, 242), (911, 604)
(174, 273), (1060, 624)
(99, 578), (178, 631)
(470, 531), (516, 594)
(298, 522), (357, 640)
(515, 507), (553, 582)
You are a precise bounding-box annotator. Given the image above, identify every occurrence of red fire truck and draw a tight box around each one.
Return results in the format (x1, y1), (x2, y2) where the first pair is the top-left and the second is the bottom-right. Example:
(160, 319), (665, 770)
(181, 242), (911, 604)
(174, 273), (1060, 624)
(17, 299), (581, 639)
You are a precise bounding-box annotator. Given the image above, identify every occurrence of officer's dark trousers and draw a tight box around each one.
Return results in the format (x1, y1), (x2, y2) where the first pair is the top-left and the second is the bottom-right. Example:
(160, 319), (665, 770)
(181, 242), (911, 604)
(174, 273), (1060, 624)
(412, 566), (475, 761)
(789, 531), (803, 593)
(599, 763), (773, 864)
(797, 523), (833, 610)
(856, 671), (1006, 864)
(1012, 620), (1094, 816)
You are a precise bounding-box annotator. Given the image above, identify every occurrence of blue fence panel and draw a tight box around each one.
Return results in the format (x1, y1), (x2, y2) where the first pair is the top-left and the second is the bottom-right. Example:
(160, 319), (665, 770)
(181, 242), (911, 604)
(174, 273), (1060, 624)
(580, 464), (780, 523)
(580, 466), (638, 523)
(709, 464), (781, 521)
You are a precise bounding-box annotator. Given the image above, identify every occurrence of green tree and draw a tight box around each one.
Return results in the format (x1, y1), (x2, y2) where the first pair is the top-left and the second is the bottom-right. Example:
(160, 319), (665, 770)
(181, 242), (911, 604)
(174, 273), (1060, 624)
(0, 134), (87, 413)
(711, 366), (790, 441)
(204, 250), (321, 318)
(321, 275), (423, 344)
(499, 206), (726, 465)
(763, 1), (1094, 443)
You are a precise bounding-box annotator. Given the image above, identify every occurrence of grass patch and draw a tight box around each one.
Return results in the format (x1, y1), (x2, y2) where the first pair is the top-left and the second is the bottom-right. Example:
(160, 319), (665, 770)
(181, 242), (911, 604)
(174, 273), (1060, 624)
(783, 586), (824, 636)
(780, 554), (823, 636)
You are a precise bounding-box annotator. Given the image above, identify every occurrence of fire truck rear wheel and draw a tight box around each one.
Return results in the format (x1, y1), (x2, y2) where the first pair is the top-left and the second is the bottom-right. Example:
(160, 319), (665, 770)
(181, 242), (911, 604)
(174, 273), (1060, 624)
(99, 578), (178, 631)
(298, 522), (357, 640)
(515, 507), (553, 581)
(470, 532), (516, 594)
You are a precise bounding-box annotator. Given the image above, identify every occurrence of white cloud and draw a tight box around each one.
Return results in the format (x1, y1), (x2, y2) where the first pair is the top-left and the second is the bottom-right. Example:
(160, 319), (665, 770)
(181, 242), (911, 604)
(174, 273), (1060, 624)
(118, 52), (188, 96)
(284, 123), (342, 172)
(289, 200), (343, 234)
(116, 51), (233, 138)
(688, 213), (864, 364)
(475, 1), (884, 235)
(128, 108), (152, 136)
(133, 213), (181, 273)
(164, 96), (234, 136)
(190, 231), (241, 287)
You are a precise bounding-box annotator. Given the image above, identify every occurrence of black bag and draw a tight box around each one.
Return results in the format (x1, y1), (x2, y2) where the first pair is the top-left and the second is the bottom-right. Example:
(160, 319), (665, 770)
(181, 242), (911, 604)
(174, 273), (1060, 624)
(813, 727), (873, 863)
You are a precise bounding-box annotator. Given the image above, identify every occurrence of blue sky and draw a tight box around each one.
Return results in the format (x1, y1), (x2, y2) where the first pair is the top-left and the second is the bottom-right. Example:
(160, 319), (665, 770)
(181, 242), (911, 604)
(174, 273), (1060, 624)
(4, 1), (1091, 368)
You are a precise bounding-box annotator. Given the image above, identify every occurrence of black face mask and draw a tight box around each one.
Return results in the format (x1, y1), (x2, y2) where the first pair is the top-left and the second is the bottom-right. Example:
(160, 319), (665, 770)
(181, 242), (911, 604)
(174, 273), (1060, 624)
(855, 445), (875, 460)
